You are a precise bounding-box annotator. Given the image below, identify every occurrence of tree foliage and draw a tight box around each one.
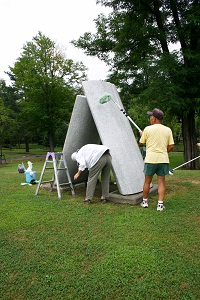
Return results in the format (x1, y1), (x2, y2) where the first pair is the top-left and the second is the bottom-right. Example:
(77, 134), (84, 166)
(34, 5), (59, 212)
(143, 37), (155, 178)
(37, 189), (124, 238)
(72, 0), (200, 169)
(0, 79), (19, 146)
(8, 32), (87, 151)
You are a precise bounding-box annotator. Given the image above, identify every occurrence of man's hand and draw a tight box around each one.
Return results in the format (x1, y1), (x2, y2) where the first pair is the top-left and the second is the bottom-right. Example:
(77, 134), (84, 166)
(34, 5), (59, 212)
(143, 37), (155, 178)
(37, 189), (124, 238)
(74, 170), (82, 180)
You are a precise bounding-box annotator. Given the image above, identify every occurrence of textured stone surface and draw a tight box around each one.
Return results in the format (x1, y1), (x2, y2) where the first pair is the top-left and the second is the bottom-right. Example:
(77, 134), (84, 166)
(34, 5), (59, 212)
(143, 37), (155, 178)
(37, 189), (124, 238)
(82, 80), (144, 195)
(58, 95), (100, 184)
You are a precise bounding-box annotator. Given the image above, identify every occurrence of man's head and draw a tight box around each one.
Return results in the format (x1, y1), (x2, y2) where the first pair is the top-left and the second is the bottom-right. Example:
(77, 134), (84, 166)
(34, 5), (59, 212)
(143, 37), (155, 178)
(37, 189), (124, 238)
(71, 152), (77, 161)
(147, 108), (164, 121)
(71, 149), (80, 161)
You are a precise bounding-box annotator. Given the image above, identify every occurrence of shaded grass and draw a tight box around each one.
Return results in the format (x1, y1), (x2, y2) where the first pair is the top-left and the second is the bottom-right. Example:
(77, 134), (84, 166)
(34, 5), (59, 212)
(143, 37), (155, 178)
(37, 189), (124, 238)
(0, 153), (199, 300)
(1, 145), (62, 160)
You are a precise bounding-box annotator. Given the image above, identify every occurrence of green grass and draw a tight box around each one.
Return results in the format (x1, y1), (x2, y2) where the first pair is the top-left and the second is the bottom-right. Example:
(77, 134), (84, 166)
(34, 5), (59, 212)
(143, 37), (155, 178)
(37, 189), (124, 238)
(0, 152), (199, 300)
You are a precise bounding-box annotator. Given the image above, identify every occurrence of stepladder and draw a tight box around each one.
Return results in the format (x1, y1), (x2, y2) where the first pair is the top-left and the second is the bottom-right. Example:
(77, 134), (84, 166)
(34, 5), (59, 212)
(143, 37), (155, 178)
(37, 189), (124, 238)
(35, 152), (75, 199)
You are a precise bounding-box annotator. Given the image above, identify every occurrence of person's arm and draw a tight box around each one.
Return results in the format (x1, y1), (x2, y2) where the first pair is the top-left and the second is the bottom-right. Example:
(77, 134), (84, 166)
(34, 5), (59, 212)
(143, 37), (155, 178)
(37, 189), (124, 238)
(74, 169), (82, 180)
(197, 143), (200, 147)
(73, 154), (85, 180)
(139, 130), (144, 146)
(167, 144), (174, 153)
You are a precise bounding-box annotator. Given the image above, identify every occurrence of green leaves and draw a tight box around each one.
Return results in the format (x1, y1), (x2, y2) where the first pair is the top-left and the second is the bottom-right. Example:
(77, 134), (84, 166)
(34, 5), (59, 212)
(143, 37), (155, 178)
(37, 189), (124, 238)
(7, 32), (87, 151)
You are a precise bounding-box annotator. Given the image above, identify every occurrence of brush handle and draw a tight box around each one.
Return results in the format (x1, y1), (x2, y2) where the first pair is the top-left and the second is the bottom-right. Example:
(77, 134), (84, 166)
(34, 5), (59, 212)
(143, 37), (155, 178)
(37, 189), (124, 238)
(111, 99), (142, 132)
(172, 155), (200, 171)
(127, 116), (142, 132)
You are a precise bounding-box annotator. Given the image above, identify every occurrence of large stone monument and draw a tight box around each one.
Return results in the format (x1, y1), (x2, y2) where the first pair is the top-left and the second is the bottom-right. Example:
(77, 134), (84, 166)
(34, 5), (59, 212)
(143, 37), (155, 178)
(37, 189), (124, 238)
(57, 80), (156, 203)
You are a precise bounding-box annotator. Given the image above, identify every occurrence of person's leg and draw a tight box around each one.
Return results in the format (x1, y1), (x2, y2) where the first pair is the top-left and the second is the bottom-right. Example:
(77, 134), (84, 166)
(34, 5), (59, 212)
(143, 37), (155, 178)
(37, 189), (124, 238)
(157, 176), (165, 201)
(85, 168), (101, 200)
(141, 174), (153, 208)
(101, 153), (112, 199)
(85, 155), (109, 200)
(143, 175), (153, 198)
(157, 176), (166, 211)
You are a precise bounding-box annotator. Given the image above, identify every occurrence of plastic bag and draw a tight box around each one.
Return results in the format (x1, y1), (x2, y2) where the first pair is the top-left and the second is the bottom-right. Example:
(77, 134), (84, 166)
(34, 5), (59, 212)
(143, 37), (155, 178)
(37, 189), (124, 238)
(18, 162), (26, 173)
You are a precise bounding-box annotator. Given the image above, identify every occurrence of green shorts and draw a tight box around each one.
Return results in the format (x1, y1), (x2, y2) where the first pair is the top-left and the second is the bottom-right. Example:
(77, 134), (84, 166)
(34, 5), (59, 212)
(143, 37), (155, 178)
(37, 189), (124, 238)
(144, 163), (169, 176)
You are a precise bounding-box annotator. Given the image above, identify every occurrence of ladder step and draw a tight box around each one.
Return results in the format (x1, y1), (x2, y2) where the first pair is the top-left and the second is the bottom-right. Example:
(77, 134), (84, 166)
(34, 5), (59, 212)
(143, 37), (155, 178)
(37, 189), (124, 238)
(40, 180), (54, 184)
(59, 183), (72, 186)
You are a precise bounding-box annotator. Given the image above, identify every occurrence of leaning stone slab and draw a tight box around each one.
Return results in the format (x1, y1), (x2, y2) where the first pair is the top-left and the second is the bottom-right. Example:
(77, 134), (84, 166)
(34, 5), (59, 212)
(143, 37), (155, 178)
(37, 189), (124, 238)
(58, 95), (100, 184)
(82, 80), (144, 195)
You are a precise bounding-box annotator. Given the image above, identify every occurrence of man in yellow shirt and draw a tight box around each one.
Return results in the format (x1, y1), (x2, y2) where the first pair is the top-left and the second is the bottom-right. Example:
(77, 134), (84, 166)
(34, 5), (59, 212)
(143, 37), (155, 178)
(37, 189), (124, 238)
(139, 108), (174, 211)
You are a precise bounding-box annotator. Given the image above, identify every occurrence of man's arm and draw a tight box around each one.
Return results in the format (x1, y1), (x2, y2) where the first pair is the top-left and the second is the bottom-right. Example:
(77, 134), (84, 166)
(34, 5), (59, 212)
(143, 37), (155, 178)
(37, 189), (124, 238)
(74, 170), (82, 180)
(167, 144), (174, 153)
(139, 130), (145, 145)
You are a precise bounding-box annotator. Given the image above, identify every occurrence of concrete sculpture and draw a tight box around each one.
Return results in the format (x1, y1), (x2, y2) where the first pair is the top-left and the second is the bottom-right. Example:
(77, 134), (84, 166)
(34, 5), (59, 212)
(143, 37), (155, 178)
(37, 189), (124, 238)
(59, 81), (146, 196)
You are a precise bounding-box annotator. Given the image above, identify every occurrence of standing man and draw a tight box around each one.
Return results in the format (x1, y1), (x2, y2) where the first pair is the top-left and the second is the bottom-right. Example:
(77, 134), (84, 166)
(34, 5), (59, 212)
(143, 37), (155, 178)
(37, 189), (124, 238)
(139, 108), (174, 211)
(71, 144), (112, 204)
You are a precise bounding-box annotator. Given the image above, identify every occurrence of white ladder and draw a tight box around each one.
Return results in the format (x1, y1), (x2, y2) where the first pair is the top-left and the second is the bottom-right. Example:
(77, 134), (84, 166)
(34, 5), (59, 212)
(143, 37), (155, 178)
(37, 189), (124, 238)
(35, 152), (75, 199)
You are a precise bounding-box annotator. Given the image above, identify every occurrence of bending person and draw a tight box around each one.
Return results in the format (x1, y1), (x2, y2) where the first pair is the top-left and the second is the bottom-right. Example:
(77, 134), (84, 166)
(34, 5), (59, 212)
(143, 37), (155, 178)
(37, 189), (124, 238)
(71, 144), (112, 204)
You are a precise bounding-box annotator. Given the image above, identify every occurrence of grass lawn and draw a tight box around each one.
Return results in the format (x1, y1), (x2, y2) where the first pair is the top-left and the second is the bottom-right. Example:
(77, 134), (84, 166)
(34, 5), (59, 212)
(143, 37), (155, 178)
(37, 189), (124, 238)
(0, 152), (199, 300)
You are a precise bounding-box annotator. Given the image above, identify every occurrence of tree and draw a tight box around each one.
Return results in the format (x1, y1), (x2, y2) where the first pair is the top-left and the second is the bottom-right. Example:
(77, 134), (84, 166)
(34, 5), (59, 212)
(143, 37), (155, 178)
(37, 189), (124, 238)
(8, 32), (87, 152)
(0, 97), (16, 147)
(0, 79), (19, 147)
(72, 0), (200, 169)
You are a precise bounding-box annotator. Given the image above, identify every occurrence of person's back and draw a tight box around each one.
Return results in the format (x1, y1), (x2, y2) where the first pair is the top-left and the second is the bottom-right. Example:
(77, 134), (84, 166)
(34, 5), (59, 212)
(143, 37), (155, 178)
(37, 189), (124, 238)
(139, 108), (174, 211)
(71, 144), (112, 204)
(75, 144), (109, 171)
(143, 124), (173, 163)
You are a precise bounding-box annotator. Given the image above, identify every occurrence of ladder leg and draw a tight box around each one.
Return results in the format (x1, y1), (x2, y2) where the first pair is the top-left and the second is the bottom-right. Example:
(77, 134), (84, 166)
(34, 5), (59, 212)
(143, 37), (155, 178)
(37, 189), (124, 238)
(62, 155), (75, 196)
(35, 159), (48, 196)
(35, 151), (75, 200)
(53, 156), (62, 199)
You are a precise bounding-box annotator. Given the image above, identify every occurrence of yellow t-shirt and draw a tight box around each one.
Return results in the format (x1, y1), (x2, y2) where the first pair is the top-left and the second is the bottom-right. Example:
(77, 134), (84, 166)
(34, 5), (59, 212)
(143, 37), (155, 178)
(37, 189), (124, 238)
(140, 124), (174, 163)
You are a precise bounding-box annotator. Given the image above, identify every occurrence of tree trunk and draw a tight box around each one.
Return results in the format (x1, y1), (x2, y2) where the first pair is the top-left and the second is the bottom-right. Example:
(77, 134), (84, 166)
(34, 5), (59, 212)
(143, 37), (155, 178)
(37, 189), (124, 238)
(48, 131), (54, 152)
(182, 110), (199, 169)
(25, 136), (29, 153)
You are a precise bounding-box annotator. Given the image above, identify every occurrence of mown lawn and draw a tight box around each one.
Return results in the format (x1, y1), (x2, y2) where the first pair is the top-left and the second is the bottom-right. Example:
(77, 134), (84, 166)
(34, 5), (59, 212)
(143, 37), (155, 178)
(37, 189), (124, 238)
(0, 152), (199, 300)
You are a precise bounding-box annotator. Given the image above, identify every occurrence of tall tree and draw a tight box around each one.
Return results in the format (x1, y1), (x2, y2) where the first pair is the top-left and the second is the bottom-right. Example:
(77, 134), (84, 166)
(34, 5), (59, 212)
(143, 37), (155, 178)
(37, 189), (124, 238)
(0, 79), (19, 147)
(0, 97), (16, 147)
(72, 0), (200, 169)
(8, 32), (87, 152)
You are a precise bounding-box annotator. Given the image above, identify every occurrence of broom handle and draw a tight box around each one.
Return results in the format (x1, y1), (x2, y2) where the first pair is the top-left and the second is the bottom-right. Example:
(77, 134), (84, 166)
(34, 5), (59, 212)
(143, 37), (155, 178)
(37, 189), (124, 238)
(127, 116), (142, 132)
(172, 155), (200, 171)
(111, 99), (142, 132)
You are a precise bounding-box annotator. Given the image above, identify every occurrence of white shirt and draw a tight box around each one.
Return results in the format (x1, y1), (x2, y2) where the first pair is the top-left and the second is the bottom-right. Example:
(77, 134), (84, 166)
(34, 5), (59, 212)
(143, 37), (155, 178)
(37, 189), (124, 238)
(76, 144), (109, 171)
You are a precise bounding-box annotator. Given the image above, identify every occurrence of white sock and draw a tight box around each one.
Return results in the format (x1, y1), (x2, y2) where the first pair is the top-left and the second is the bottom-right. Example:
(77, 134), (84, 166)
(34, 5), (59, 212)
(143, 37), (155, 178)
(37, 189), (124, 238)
(143, 198), (148, 202)
(158, 200), (163, 204)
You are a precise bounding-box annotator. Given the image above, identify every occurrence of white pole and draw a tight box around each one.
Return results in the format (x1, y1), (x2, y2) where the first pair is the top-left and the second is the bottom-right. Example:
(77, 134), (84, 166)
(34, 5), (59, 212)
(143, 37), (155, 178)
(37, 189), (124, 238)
(172, 155), (200, 171)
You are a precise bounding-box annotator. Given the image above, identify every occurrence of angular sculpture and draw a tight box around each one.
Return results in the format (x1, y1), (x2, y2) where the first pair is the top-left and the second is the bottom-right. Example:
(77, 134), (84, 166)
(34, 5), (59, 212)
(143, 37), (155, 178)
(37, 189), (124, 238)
(59, 80), (145, 195)
(58, 95), (100, 185)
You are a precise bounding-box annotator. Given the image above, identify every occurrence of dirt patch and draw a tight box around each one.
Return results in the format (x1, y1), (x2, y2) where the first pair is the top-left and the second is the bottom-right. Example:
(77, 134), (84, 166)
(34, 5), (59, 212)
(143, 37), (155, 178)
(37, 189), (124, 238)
(1, 154), (46, 164)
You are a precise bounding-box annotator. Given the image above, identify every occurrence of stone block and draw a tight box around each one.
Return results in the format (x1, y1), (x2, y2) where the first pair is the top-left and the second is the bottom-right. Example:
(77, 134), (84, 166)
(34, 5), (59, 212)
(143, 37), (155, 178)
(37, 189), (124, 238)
(59, 81), (145, 196)
(58, 95), (100, 184)
(82, 80), (144, 195)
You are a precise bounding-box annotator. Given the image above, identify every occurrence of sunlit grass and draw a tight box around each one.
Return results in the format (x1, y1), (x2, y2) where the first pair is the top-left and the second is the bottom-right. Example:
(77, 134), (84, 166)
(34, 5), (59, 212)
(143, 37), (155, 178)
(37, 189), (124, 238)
(0, 152), (199, 300)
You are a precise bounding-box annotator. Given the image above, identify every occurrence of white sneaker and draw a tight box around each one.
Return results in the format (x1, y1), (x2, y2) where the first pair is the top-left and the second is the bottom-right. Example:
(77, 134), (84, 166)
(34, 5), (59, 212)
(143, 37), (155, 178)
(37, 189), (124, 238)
(141, 200), (148, 208)
(157, 202), (165, 211)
